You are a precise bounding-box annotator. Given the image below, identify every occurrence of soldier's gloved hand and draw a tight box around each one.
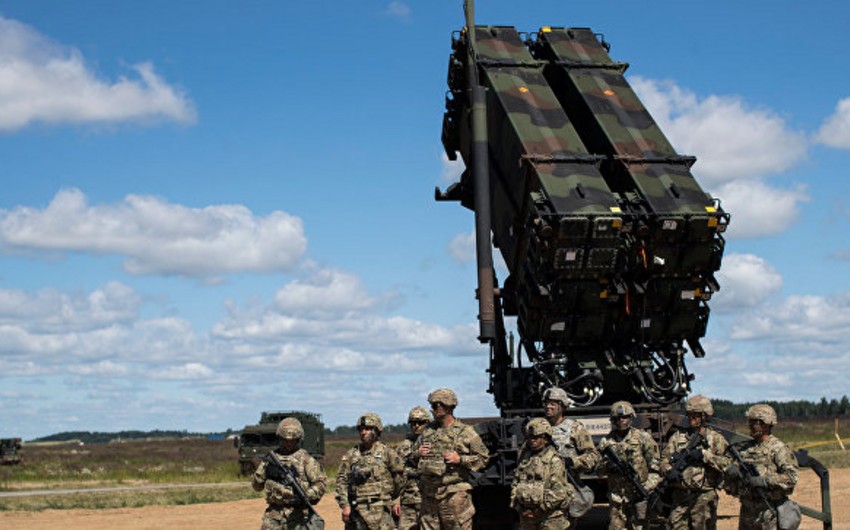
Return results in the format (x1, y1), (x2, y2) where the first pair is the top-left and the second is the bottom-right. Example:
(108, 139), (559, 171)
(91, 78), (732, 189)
(725, 464), (741, 480)
(272, 482), (295, 500)
(747, 475), (769, 489)
(686, 447), (704, 462)
(605, 459), (620, 473)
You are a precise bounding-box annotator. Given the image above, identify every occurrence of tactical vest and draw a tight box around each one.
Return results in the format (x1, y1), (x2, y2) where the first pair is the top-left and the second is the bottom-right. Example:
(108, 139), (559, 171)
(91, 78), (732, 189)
(417, 422), (470, 487)
(737, 436), (798, 502)
(346, 442), (394, 501)
(513, 446), (563, 513)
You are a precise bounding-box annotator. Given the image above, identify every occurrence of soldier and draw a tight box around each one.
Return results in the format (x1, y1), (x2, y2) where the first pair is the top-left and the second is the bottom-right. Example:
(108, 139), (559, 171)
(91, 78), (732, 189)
(252, 417), (327, 530)
(724, 404), (799, 530)
(511, 418), (574, 530)
(543, 387), (601, 471)
(598, 401), (661, 530)
(542, 387), (600, 525)
(660, 395), (730, 530)
(413, 388), (490, 530)
(336, 413), (404, 530)
(393, 406), (431, 530)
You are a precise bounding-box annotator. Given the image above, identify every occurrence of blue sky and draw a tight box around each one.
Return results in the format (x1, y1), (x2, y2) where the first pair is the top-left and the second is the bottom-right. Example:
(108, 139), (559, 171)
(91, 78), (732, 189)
(1, 1), (849, 440)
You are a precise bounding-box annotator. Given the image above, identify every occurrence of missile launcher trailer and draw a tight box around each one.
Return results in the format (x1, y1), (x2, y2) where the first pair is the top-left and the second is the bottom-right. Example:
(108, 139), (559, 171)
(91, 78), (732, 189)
(435, 3), (730, 527)
(434, 6), (841, 529)
(439, 23), (728, 412)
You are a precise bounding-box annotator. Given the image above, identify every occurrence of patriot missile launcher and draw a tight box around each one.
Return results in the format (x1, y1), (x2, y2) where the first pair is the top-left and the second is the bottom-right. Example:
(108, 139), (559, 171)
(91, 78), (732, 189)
(432, 8), (845, 529)
(436, 5), (730, 526)
(438, 17), (728, 414)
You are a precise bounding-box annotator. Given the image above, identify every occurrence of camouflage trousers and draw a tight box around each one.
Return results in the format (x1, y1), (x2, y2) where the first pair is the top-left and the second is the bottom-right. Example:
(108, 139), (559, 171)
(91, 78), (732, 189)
(261, 506), (316, 530)
(398, 502), (421, 530)
(347, 501), (394, 530)
(609, 498), (647, 530)
(738, 499), (779, 530)
(519, 512), (570, 530)
(668, 489), (718, 530)
(420, 490), (475, 530)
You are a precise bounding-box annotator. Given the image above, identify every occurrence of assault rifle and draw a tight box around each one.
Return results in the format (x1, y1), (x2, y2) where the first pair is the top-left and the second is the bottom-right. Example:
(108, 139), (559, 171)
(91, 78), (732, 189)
(263, 452), (325, 530)
(726, 443), (777, 519)
(601, 445), (650, 500)
(647, 431), (706, 515)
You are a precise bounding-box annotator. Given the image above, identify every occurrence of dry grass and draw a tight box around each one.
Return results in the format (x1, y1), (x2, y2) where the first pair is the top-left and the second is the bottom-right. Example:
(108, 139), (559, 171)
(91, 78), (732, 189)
(1, 425), (846, 512)
(0, 438), (239, 489)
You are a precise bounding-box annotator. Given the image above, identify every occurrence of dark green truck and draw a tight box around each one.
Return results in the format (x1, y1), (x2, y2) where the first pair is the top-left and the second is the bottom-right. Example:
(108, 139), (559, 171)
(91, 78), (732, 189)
(234, 411), (324, 475)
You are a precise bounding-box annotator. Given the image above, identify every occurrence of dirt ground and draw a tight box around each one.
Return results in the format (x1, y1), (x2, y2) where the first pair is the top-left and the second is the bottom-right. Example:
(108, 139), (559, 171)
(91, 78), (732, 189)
(1, 467), (845, 529)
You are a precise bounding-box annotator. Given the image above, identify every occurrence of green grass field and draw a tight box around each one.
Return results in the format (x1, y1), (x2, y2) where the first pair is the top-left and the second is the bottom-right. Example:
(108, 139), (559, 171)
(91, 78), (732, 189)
(1, 421), (846, 512)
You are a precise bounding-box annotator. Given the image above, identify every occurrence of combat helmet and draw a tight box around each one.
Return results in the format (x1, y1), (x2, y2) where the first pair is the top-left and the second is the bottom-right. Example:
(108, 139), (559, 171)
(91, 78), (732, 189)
(542, 387), (573, 408)
(610, 401), (636, 417)
(408, 406), (431, 423)
(745, 404), (777, 426)
(428, 388), (458, 407)
(686, 395), (714, 416)
(357, 412), (384, 432)
(525, 418), (554, 438)
(276, 417), (304, 440)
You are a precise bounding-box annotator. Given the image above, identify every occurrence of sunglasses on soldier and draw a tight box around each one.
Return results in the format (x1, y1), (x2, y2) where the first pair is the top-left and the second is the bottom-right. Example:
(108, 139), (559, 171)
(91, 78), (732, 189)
(430, 402), (446, 410)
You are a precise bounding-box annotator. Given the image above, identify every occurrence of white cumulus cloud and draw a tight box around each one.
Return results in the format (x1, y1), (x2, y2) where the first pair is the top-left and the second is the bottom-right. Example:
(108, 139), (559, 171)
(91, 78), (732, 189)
(0, 16), (196, 131)
(630, 77), (806, 184)
(440, 152), (465, 185)
(712, 180), (809, 239)
(815, 96), (850, 150)
(0, 189), (307, 278)
(0, 281), (140, 332)
(274, 268), (392, 314)
(713, 253), (783, 312)
(729, 293), (850, 343)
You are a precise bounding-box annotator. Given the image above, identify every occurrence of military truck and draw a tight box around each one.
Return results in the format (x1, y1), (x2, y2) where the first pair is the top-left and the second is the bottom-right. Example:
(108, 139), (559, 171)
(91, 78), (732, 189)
(1, 437), (22, 465)
(234, 411), (324, 475)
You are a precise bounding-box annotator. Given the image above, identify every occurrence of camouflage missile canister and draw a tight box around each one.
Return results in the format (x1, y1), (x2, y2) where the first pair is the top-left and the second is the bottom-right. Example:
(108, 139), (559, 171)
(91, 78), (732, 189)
(443, 26), (626, 344)
(529, 27), (728, 351)
(438, 21), (729, 408)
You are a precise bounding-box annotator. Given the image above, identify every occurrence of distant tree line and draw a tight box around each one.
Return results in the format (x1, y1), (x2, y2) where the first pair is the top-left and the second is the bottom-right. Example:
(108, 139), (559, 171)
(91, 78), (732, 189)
(32, 428), (238, 444)
(325, 423), (410, 436)
(31, 396), (850, 442)
(711, 396), (850, 421)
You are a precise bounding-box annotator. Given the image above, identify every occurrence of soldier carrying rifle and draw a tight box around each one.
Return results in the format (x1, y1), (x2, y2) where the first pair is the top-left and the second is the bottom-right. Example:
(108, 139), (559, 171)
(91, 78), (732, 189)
(253, 417), (327, 530)
(597, 401), (661, 530)
(657, 395), (730, 530)
(723, 404), (800, 530)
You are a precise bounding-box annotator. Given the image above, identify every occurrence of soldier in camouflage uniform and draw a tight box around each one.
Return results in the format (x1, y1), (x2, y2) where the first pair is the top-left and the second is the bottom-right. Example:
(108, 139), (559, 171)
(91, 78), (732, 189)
(543, 387), (601, 473)
(661, 395), (730, 530)
(412, 388), (490, 530)
(597, 401), (661, 530)
(724, 404), (799, 530)
(252, 417), (327, 530)
(393, 406), (431, 530)
(511, 418), (574, 530)
(336, 413), (404, 530)
(543, 387), (600, 527)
